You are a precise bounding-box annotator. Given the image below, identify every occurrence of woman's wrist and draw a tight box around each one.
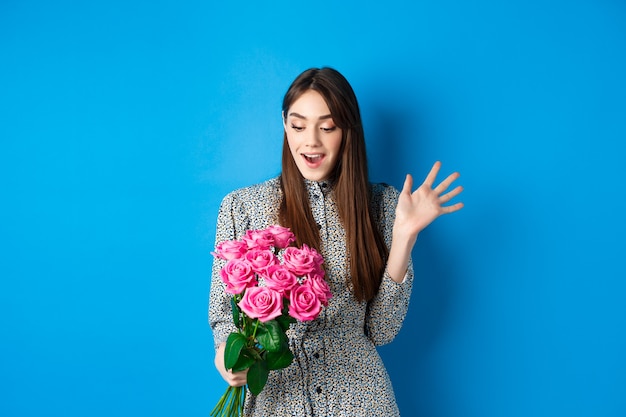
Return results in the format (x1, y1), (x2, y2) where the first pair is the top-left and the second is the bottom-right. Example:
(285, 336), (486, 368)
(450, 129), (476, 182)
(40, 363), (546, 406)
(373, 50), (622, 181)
(386, 233), (416, 283)
(392, 228), (418, 252)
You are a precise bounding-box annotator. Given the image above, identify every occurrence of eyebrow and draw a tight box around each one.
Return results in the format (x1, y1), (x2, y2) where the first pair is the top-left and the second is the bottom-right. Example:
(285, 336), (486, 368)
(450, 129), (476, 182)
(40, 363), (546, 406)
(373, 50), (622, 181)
(288, 112), (333, 121)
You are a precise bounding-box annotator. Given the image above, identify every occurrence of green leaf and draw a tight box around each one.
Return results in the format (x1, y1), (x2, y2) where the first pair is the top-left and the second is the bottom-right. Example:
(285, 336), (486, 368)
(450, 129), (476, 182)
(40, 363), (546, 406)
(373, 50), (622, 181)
(265, 348), (294, 370)
(247, 359), (269, 396)
(276, 313), (296, 332)
(224, 332), (247, 370)
(231, 348), (256, 372)
(231, 297), (240, 327)
(256, 320), (287, 352)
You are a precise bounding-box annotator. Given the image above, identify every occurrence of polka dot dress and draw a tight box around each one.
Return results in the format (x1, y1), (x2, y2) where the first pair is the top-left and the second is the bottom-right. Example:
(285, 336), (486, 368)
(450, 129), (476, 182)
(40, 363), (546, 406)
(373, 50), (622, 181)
(209, 177), (414, 417)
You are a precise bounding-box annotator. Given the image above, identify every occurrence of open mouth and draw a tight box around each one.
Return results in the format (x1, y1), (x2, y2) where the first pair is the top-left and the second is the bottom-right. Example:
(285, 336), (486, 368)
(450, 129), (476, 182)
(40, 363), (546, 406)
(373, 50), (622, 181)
(303, 153), (323, 163)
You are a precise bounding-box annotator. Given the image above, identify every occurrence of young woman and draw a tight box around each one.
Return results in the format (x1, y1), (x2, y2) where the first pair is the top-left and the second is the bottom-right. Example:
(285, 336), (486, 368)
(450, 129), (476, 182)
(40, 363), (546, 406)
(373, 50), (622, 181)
(209, 67), (463, 416)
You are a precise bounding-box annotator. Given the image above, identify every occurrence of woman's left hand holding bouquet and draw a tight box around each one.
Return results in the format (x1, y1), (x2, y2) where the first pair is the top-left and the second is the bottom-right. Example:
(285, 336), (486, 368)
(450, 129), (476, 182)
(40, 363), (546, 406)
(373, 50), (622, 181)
(215, 341), (248, 387)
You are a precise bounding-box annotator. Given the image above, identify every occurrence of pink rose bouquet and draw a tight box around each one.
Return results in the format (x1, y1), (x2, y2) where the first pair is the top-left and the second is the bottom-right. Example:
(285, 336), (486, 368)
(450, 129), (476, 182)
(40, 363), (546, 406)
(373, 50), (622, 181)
(210, 226), (331, 417)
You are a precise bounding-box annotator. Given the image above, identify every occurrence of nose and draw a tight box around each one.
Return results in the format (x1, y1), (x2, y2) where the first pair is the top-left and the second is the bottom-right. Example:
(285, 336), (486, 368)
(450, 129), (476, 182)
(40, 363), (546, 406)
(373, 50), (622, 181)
(304, 128), (322, 147)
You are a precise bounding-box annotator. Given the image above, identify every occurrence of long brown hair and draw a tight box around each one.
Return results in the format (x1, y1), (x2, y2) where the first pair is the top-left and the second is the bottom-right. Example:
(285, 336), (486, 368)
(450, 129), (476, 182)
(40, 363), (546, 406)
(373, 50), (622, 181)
(278, 67), (388, 302)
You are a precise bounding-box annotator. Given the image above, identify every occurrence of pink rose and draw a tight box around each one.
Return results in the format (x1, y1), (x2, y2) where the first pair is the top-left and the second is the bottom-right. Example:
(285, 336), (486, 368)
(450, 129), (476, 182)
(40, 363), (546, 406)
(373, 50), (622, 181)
(307, 263), (326, 282)
(265, 225), (295, 249)
(238, 286), (283, 322)
(303, 274), (332, 306)
(245, 249), (278, 276)
(283, 244), (323, 276)
(242, 229), (274, 250)
(212, 239), (248, 260)
(289, 284), (322, 321)
(264, 264), (299, 295)
(312, 250), (323, 267)
(220, 258), (256, 295)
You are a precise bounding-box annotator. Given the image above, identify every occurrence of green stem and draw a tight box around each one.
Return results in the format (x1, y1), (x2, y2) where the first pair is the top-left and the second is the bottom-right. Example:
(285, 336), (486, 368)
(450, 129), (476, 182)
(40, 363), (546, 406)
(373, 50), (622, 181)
(211, 386), (246, 417)
(251, 319), (260, 340)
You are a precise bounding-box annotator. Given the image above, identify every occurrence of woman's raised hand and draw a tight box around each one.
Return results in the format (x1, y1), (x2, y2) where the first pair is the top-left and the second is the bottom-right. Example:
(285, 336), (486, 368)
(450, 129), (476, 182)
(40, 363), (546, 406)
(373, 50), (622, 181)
(395, 161), (464, 239)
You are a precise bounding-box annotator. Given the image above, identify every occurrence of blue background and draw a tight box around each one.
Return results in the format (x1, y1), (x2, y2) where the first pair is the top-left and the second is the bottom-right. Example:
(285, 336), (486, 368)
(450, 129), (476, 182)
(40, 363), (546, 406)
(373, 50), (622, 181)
(2, 1), (625, 416)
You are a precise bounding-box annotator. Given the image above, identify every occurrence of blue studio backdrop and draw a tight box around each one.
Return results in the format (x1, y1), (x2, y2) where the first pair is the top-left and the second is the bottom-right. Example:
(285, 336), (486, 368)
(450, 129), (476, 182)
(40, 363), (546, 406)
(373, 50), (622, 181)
(1, 1), (625, 416)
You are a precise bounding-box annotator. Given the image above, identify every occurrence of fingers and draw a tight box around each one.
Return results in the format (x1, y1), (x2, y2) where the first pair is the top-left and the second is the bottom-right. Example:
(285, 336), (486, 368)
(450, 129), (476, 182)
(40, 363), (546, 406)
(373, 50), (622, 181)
(434, 171), (461, 195)
(423, 161), (441, 188)
(421, 162), (464, 212)
(409, 162), (464, 207)
(221, 365), (248, 387)
(402, 173), (414, 195)
(439, 185), (464, 204)
(215, 342), (248, 387)
(441, 201), (464, 214)
(226, 369), (249, 387)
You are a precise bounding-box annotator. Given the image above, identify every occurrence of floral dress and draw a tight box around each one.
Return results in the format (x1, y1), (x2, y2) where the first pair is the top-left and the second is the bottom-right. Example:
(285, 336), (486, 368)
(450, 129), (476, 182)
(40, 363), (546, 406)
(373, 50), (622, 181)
(209, 177), (414, 417)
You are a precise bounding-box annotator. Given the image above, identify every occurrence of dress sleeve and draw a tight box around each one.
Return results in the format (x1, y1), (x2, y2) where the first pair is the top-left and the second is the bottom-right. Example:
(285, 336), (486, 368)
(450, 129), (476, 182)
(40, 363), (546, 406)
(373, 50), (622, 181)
(208, 191), (249, 350)
(364, 185), (414, 346)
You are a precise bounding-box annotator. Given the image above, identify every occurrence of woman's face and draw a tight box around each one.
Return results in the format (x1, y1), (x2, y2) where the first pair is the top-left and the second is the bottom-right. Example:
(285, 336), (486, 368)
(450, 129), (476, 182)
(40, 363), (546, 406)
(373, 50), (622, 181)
(283, 90), (343, 182)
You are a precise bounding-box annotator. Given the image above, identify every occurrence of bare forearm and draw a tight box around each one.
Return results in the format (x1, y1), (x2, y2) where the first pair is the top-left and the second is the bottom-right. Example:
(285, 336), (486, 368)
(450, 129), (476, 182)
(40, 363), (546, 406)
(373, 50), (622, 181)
(386, 230), (417, 283)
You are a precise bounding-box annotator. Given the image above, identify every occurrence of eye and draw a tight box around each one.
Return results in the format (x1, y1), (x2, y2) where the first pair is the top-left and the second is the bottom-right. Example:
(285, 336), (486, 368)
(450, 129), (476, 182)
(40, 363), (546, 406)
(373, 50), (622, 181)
(321, 126), (337, 133)
(290, 124), (304, 132)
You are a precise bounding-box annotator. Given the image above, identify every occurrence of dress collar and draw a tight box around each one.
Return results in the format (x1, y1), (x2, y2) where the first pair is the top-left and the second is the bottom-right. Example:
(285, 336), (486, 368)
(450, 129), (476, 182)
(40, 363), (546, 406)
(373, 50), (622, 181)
(303, 178), (333, 197)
